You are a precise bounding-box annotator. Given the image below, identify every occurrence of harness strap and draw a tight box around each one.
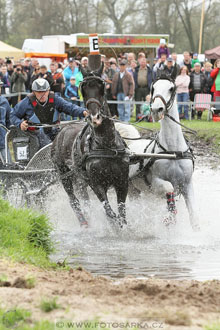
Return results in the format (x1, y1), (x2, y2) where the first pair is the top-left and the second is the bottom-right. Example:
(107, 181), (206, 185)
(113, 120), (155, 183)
(165, 113), (197, 135)
(81, 148), (128, 170)
(86, 98), (102, 108)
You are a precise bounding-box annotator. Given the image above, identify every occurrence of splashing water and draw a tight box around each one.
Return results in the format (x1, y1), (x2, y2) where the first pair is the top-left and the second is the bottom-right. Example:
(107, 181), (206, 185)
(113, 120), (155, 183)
(44, 163), (220, 281)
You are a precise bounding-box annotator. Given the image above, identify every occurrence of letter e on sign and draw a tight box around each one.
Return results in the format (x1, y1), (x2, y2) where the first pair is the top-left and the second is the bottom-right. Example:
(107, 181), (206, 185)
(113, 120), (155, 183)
(89, 33), (100, 54)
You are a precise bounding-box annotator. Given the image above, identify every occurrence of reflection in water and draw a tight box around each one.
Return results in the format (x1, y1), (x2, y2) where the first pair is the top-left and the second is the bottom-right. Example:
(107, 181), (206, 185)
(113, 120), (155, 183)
(47, 165), (220, 281)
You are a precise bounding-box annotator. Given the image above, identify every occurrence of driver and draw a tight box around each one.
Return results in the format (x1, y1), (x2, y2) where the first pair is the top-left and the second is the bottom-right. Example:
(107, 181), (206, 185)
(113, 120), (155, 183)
(0, 80), (11, 163)
(10, 78), (88, 148)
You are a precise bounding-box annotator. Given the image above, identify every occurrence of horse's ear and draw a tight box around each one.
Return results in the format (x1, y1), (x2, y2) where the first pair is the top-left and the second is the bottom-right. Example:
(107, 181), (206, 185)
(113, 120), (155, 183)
(171, 69), (177, 81)
(156, 69), (162, 79)
(171, 64), (178, 81)
(79, 81), (85, 98)
(150, 82), (154, 96)
(79, 64), (88, 78)
(94, 62), (104, 77)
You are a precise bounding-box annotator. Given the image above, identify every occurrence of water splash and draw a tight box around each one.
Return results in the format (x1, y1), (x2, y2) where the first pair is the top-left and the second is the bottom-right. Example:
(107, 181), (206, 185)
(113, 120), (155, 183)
(43, 165), (220, 281)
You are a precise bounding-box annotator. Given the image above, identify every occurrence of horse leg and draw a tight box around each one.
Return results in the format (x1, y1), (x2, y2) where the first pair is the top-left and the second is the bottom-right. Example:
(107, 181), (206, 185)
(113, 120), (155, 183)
(91, 185), (120, 225)
(151, 177), (176, 225)
(182, 180), (200, 231)
(76, 179), (91, 220)
(165, 192), (177, 225)
(115, 183), (128, 227)
(61, 176), (88, 227)
(76, 178), (90, 207)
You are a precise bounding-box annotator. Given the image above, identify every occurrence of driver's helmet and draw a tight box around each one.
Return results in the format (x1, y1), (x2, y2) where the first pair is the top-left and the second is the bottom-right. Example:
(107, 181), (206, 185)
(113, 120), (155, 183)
(32, 78), (50, 92)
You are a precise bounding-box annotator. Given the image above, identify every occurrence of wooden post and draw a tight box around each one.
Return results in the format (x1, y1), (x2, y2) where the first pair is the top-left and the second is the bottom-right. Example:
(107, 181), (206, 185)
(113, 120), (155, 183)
(198, 0), (205, 54)
(88, 33), (101, 71)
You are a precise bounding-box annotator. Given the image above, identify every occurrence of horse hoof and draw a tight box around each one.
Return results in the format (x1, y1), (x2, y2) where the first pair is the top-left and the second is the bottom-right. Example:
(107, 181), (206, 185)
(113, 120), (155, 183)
(162, 214), (176, 226)
(121, 218), (127, 226)
(117, 217), (127, 229)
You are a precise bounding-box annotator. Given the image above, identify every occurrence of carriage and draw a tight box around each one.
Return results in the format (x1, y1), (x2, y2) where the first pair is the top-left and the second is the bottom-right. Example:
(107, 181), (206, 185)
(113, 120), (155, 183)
(0, 125), (57, 208)
(0, 121), (176, 217)
(0, 64), (198, 230)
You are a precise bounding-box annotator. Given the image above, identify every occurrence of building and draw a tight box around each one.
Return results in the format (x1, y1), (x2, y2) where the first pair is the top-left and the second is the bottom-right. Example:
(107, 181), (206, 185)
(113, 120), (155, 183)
(22, 33), (170, 62)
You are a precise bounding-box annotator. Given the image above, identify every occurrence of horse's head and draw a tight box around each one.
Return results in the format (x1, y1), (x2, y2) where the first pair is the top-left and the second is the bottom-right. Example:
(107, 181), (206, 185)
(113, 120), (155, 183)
(80, 63), (107, 128)
(150, 74), (176, 122)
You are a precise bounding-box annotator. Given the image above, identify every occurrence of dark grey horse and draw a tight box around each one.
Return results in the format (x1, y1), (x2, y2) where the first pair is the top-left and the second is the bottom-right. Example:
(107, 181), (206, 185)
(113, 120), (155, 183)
(51, 67), (129, 228)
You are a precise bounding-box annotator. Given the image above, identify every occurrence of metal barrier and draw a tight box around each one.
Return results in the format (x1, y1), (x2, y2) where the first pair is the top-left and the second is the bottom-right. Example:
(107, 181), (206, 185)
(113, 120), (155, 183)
(2, 92), (220, 121)
(1, 92), (29, 98)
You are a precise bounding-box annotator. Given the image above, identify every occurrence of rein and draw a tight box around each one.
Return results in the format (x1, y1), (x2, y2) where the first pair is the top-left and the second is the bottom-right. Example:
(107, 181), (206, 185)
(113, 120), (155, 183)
(165, 113), (197, 135)
(27, 120), (84, 129)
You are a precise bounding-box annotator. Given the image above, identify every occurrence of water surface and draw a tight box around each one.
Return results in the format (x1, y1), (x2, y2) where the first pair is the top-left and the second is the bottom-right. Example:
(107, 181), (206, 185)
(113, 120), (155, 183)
(46, 161), (220, 281)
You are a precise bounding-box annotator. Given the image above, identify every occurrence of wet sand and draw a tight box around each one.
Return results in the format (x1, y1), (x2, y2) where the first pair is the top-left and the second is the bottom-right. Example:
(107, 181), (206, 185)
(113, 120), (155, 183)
(0, 259), (219, 329)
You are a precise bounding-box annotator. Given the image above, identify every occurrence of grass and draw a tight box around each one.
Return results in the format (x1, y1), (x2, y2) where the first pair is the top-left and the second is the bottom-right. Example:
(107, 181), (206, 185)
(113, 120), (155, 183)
(0, 307), (55, 330)
(0, 306), (111, 330)
(0, 308), (31, 329)
(0, 198), (54, 268)
(25, 275), (36, 289)
(204, 323), (220, 330)
(40, 297), (61, 313)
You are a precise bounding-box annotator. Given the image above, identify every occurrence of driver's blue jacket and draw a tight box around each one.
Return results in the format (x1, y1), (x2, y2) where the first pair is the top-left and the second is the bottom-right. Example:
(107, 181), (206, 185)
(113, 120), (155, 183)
(0, 96), (11, 149)
(10, 94), (85, 128)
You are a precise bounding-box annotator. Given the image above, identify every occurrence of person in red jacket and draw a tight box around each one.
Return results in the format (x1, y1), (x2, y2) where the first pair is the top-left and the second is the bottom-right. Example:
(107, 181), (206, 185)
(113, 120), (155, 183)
(210, 59), (220, 102)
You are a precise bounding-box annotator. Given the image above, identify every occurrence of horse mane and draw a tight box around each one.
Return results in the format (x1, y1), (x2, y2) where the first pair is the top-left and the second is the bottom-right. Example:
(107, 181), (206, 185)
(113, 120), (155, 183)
(155, 72), (175, 83)
(156, 71), (176, 83)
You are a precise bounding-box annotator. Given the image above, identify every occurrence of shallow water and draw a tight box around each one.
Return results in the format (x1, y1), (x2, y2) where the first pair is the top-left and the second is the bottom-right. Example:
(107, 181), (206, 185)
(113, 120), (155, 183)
(46, 160), (220, 281)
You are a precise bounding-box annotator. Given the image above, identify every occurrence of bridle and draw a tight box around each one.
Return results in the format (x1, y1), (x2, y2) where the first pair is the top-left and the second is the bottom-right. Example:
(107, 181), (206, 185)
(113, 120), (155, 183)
(150, 76), (177, 112)
(150, 76), (196, 135)
(80, 75), (110, 120)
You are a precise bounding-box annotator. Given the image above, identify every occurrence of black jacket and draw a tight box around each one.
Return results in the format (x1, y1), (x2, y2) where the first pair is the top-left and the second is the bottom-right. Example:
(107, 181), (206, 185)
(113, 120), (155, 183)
(189, 72), (207, 93)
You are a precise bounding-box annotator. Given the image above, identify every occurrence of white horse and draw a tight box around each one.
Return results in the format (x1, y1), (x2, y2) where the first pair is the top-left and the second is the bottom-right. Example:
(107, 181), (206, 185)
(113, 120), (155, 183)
(116, 76), (200, 231)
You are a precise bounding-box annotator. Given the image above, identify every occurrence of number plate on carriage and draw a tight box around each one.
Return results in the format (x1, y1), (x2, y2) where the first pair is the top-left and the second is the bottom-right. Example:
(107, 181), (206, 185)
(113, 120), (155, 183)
(16, 146), (28, 160)
(13, 136), (30, 162)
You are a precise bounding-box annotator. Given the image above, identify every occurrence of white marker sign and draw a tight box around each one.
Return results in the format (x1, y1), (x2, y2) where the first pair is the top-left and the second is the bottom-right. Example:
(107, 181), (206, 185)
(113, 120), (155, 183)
(17, 146), (28, 160)
(89, 33), (99, 54)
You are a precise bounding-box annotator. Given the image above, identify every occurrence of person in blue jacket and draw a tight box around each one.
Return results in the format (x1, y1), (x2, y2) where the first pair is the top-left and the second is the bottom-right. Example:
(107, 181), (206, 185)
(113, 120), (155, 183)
(64, 77), (79, 102)
(10, 78), (87, 148)
(0, 81), (11, 163)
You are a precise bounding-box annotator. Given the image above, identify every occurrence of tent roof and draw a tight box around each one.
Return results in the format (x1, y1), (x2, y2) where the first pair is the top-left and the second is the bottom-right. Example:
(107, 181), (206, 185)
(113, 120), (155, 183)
(0, 40), (25, 60)
(205, 45), (220, 59)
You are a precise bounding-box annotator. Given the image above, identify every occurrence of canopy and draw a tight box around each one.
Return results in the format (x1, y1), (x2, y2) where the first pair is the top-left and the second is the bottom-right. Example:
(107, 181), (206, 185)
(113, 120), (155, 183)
(25, 52), (67, 62)
(205, 46), (220, 60)
(0, 41), (25, 60)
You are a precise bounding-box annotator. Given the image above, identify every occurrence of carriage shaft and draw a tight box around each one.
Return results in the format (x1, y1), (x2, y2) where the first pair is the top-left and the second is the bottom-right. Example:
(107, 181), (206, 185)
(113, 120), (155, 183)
(130, 152), (176, 159)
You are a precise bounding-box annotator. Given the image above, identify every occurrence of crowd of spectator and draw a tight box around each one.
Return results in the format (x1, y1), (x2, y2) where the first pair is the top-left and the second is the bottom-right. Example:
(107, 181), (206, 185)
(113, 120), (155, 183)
(1, 39), (220, 124)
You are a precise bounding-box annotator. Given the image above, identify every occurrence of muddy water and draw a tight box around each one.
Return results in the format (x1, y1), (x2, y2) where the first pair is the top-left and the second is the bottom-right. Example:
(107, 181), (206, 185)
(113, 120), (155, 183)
(46, 156), (220, 281)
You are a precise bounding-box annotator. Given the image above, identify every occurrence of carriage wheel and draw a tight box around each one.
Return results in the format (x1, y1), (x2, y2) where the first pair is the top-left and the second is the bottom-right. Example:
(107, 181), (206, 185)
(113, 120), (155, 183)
(5, 178), (30, 209)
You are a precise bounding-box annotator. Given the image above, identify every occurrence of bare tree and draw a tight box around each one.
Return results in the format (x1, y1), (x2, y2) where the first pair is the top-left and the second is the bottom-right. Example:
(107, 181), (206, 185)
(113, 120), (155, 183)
(0, 0), (9, 41)
(2, 0), (220, 54)
(93, 0), (145, 34)
(174, 0), (200, 51)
